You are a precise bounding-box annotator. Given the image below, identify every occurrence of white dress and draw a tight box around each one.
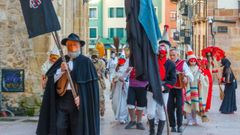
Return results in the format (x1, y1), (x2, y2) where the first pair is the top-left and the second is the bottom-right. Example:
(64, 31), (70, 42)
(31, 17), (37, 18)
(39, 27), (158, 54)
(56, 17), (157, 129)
(111, 64), (129, 122)
(107, 58), (118, 82)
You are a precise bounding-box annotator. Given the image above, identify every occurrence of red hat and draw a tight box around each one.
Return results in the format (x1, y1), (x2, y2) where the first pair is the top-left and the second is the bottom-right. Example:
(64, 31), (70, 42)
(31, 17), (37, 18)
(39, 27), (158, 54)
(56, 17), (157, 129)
(186, 45), (197, 62)
(159, 24), (171, 47)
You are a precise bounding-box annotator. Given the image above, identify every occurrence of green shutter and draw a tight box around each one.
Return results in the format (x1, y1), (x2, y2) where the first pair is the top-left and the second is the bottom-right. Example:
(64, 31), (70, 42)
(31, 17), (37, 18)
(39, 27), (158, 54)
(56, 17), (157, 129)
(109, 28), (114, 38)
(109, 8), (114, 18)
(90, 28), (97, 38)
(116, 8), (124, 18)
(116, 28), (124, 38)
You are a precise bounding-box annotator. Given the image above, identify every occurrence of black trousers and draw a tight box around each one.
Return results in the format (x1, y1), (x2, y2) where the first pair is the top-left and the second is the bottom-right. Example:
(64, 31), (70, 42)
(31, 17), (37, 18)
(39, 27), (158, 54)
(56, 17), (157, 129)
(167, 88), (183, 128)
(56, 91), (80, 135)
(127, 87), (147, 108)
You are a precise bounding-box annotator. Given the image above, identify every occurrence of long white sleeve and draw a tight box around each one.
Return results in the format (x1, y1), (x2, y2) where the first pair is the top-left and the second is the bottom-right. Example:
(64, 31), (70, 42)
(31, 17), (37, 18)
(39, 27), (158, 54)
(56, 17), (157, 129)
(183, 62), (194, 82)
(54, 61), (73, 84)
(41, 60), (53, 75)
(54, 69), (65, 83)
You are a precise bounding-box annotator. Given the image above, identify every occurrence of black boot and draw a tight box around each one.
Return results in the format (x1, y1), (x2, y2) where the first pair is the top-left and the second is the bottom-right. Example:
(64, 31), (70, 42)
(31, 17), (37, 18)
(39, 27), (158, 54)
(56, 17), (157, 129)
(156, 120), (165, 135)
(148, 119), (155, 135)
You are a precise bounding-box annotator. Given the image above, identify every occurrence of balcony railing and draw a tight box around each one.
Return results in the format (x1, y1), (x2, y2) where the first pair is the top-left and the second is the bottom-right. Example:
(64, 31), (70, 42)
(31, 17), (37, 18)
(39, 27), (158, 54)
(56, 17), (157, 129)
(192, 0), (206, 21)
(180, 1), (188, 16)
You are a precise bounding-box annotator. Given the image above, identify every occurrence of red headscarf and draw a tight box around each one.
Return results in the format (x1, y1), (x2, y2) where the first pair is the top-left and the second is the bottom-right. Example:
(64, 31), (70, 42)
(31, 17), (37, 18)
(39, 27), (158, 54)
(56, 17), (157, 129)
(159, 45), (167, 56)
(158, 46), (167, 81)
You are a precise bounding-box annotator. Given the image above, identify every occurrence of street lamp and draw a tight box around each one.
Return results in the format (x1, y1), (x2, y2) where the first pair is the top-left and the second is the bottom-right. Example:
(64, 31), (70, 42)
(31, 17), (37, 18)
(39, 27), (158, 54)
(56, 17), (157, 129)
(208, 17), (216, 46)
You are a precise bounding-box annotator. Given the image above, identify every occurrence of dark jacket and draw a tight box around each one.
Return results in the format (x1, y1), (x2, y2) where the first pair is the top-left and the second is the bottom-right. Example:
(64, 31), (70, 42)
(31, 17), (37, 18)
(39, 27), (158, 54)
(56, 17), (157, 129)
(162, 59), (177, 92)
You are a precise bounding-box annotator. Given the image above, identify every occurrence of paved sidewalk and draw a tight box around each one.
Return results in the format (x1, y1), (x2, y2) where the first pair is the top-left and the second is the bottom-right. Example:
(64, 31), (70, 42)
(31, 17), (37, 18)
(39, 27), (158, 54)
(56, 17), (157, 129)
(0, 84), (239, 135)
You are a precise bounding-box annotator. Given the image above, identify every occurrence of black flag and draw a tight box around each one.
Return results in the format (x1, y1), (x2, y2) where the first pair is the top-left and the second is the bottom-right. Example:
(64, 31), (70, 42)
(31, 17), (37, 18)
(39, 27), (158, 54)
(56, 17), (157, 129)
(20, 0), (61, 38)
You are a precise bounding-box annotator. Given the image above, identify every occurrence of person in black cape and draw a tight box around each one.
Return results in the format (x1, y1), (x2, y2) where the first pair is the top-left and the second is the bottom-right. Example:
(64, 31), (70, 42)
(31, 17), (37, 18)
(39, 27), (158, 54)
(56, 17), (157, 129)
(36, 33), (100, 135)
(219, 57), (237, 114)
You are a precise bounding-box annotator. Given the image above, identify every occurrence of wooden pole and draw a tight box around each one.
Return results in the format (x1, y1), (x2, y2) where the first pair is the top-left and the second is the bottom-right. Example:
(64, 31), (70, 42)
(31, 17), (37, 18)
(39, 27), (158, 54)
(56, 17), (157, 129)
(163, 103), (171, 135)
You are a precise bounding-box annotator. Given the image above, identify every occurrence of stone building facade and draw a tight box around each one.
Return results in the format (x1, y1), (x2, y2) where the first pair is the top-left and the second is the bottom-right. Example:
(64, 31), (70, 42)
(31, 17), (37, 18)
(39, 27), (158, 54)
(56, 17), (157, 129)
(176, 0), (240, 79)
(192, 0), (207, 57)
(0, 0), (89, 114)
(207, 0), (240, 79)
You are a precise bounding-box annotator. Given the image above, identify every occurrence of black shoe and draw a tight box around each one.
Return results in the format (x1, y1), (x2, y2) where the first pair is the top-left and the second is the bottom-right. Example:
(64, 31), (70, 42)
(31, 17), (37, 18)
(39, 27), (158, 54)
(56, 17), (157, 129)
(171, 127), (177, 132)
(136, 122), (145, 130)
(148, 119), (155, 135)
(177, 126), (183, 133)
(156, 120), (165, 135)
(125, 121), (136, 129)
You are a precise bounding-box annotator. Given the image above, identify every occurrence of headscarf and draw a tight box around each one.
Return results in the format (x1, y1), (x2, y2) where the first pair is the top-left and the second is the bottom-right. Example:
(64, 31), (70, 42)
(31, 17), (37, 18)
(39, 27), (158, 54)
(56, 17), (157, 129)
(221, 58), (231, 68)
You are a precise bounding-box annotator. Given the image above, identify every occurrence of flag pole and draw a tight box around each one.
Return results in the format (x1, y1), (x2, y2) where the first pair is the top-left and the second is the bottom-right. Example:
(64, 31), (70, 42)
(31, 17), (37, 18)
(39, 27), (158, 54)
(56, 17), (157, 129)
(52, 31), (79, 110)
(163, 104), (171, 135)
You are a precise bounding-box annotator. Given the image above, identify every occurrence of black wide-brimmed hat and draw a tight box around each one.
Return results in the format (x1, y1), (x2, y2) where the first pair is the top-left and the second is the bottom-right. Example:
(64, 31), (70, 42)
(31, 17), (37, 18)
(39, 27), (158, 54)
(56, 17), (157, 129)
(159, 40), (171, 47)
(61, 33), (85, 46)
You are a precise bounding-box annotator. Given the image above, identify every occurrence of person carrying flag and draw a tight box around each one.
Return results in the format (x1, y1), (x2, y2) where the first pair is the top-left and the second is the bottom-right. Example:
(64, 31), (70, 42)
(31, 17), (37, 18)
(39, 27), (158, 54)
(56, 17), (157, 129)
(147, 25), (177, 135)
(37, 33), (100, 135)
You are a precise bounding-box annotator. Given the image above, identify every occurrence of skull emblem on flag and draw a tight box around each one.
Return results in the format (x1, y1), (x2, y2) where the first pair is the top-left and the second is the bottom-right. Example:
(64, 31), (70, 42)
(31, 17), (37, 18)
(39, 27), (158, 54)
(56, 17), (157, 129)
(29, 0), (42, 9)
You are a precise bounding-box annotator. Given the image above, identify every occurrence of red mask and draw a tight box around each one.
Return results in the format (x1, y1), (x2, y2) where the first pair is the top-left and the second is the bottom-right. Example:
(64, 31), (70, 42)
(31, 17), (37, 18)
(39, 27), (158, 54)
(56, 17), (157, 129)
(189, 58), (197, 63)
(159, 45), (167, 55)
(118, 58), (126, 65)
(160, 50), (167, 55)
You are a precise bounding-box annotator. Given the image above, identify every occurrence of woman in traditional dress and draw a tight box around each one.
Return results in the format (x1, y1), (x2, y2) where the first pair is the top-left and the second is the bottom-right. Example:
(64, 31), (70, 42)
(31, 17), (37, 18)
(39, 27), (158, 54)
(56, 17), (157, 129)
(219, 58), (237, 114)
(111, 56), (132, 124)
(184, 47), (209, 125)
(197, 58), (213, 112)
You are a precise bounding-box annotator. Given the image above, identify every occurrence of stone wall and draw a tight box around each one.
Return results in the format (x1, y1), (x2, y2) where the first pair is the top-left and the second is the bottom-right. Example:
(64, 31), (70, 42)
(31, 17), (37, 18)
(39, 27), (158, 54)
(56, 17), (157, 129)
(0, 0), (89, 114)
(207, 0), (240, 80)
(0, 0), (42, 109)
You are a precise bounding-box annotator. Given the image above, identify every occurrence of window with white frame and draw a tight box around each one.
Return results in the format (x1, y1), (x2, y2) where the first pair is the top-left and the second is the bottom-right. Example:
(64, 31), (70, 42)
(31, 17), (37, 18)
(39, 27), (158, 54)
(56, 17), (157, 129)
(108, 28), (125, 38)
(109, 8), (115, 18)
(116, 8), (124, 18)
(89, 7), (97, 19)
(109, 7), (125, 18)
(116, 28), (124, 38)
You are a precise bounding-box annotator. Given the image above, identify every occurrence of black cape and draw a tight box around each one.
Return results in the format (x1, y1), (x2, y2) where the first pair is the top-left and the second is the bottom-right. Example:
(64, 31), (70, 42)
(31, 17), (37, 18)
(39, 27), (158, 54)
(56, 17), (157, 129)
(219, 58), (237, 113)
(125, 0), (163, 105)
(36, 55), (100, 135)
